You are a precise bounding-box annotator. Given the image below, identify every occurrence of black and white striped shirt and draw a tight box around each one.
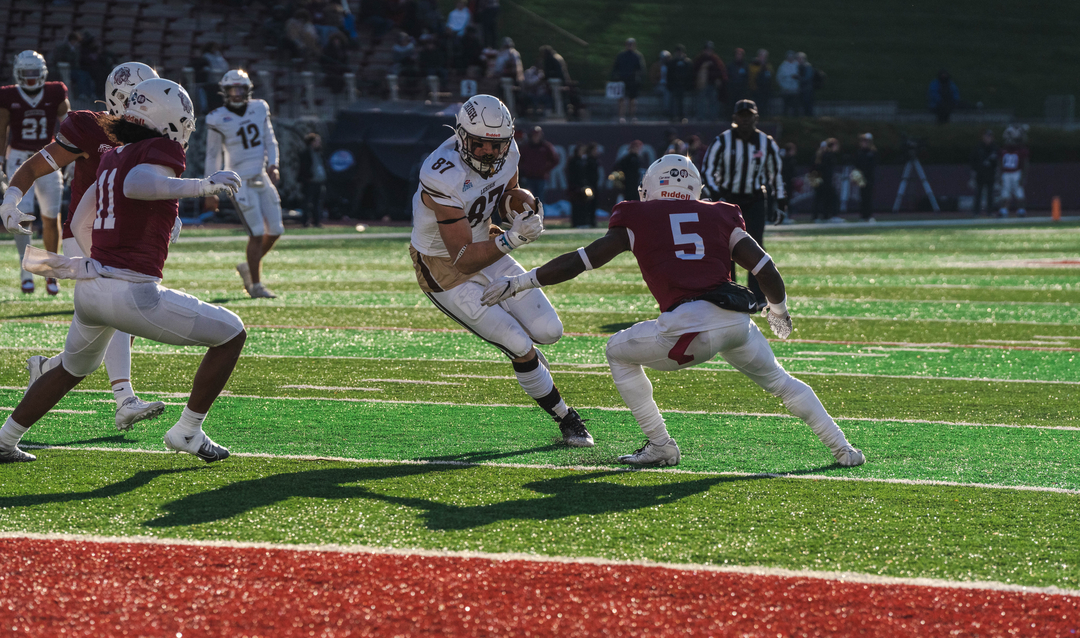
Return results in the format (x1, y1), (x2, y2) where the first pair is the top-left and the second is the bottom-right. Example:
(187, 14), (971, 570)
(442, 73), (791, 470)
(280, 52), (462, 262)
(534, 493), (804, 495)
(701, 128), (785, 201)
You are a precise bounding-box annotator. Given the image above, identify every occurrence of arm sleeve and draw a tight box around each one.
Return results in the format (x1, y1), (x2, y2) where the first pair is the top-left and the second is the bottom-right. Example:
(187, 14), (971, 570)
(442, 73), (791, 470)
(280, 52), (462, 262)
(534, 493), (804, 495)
(204, 125), (224, 174)
(264, 108), (280, 168)
(71, 181), (97, 256)
(124, 164), (204, 200)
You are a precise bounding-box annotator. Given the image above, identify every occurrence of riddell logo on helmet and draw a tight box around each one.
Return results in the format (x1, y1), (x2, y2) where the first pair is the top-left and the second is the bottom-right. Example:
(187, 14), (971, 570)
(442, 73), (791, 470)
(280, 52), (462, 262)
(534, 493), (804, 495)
(661, 190), (693, 200)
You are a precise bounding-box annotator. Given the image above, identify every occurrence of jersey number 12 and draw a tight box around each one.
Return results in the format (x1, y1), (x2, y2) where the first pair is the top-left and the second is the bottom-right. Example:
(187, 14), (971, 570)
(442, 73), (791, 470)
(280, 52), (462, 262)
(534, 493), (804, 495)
(237, 123), (261, 149)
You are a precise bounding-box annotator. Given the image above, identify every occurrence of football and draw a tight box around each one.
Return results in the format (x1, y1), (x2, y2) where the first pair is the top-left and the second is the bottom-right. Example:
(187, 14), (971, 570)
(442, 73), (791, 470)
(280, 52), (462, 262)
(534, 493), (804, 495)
(498, 187), (538, 223)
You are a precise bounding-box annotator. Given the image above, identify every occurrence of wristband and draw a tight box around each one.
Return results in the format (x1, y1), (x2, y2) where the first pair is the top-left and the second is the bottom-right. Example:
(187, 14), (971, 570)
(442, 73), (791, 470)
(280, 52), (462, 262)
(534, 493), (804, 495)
(496, 233), (516, 254)
(3, 186), (25, 207)
(751, 253), (772, 276)
(767, 297), (788, 315)
(39, 148), (61, 172)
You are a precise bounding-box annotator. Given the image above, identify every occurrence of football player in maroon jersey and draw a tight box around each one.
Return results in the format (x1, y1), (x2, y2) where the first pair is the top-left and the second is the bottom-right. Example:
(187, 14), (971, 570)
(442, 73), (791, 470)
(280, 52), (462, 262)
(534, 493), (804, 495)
(481, 154), (865, 468)
(0, 79), (246, 464)
(2, 62), (165, 432)
(0, 51), (69, 293)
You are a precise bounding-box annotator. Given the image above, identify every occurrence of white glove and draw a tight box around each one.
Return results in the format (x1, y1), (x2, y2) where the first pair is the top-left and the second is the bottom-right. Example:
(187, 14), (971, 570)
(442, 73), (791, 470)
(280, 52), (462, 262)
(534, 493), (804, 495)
(199, 171), (242, 197)
(767, 308), (792, 339)
(496, 204), (544, 253)
(170, 217), (183, 243)
(1, 198), (34, 235)
(481, 268), (541, 306)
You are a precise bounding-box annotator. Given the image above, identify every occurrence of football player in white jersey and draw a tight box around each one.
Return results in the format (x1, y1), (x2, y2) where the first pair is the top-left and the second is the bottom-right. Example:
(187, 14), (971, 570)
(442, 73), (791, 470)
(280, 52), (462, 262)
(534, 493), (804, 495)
(203, 69), (282, 298)
(410, 94), (593, 448)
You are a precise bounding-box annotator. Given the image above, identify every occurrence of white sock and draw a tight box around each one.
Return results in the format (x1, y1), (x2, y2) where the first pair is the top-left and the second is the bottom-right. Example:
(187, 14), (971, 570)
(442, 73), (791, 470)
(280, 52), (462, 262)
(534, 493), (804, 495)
(104, 332), (135, 406)
(15, 234), (32, 281)
(780, 377), (849, 453)
(609, 359), (671, 446)
(0, 417), (29, 452)
(112, 381), (136, 406)
(172, 407), (207, 438)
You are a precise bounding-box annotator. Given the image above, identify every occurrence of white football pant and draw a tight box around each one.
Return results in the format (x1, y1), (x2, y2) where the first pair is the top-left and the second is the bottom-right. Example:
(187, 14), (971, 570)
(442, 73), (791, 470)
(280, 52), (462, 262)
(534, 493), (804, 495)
(425, 253), (563, 359)
(605, 300), (852, 455)
(234, 176), (284, 236)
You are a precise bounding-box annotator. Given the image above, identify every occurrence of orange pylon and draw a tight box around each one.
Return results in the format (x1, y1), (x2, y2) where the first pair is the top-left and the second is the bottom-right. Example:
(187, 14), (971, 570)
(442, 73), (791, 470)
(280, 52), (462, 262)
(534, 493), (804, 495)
(1051, 196), (1062, 221)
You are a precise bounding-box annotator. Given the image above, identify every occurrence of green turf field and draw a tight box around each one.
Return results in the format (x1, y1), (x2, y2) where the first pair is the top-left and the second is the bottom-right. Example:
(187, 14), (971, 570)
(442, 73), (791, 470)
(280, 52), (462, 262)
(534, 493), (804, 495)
(0, 222), (1078, 589)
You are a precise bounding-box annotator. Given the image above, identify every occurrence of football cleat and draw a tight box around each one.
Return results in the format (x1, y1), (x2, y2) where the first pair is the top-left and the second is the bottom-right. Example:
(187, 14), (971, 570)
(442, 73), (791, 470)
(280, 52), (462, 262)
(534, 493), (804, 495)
(21, 279), (34, 294)
(26, 355), (48, 388)
(248, 282), (277, 299)
(45, 278), (59, 295)
(236, 262), (254, 291)
(164, 428), (230, 463)
(0, 446), (36, 463)
(555, 408), (594, 448)
(618, 438), (681, 467)
(834, 445), (866, 467)
(115, 396), (166, 431)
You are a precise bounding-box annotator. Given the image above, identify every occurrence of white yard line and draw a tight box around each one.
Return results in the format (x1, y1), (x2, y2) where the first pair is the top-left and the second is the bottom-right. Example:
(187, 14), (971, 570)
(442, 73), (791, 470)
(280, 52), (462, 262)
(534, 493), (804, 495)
(0, 530), (1077, 598)
(794, 351), (890, 357)
(280, 385), (384, 392)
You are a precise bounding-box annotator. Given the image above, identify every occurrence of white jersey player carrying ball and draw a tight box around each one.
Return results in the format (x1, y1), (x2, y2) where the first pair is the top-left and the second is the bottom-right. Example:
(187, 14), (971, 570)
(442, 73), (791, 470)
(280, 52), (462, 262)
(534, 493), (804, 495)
(410, 94), (593, 447)
(0, 78), (247, 464)
(204, 69), (282, 298)
(2, 61), (167, 431)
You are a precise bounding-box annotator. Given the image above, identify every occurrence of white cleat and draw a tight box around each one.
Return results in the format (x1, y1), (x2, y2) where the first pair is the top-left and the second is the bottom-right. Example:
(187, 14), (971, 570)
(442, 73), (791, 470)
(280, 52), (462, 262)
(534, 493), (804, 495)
(163, 428), (230, 463)
(834, 445), (866, 467)
(26, 355), (48, 388)
(115, 396), (166, 431)
(0, 446), (36, 463)
(248, 282), (277, 299)
(618, 438), (681, 467)
(236, 262), (254, 292)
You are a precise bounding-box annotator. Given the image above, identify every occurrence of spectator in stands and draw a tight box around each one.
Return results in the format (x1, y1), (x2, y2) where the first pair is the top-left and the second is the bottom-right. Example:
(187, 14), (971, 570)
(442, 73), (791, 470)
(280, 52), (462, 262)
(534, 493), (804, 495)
(51, 33), (93, 101)
(812, 138), (841, 222)
(692, 42), (727, 122)
(666, 138), (688, 156)
(780, 142), (798, 215)
(854, 133), (877, 222)
(79, 36), (115, 98)
(299, 133), (328, 228)
(286, 9), (322, 60)
(928, 69), (960, 124)
(360, 0), (394, 41)
(446, 0), (471, 37)
(310, 1), (346, 47)
(796, 52), (815, 116)
(518, 126), (559, 204)
(687, 134), (706, 167)
(494, 37), (524, 85)
(391, 31), (419, 76)
(649, 50), (671, 118)
(777, 50), (800, 117)
(417, 32), (447, 86)
(477, 0), (500, 48)
(612, 38), (647, 123)
(970, 129), (998, 215)
(520, 64), (549, 116)
(568, 142), (601, 228)
(195, 43), (230, 113)
(322, 31), (351, 93)
(458, 25), (485, 73)
(612, 139), (644, 202)
(748, 49), (773, 116)
(666, 44), (694, 124)
(723, 46), (748, 117)
(540, 45), (570, 84)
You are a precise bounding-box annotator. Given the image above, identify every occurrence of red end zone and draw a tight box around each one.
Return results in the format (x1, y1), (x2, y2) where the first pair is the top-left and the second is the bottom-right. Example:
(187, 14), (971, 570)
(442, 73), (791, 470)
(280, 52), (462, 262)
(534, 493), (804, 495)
(1, 537), (1077, 637)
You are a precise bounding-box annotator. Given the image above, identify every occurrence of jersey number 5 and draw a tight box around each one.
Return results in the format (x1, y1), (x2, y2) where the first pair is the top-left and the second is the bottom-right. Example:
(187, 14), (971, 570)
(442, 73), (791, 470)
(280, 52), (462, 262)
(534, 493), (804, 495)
(94, 168), (118, 230)
(237, 124), (261, 149)
(669, 213), (704, 260)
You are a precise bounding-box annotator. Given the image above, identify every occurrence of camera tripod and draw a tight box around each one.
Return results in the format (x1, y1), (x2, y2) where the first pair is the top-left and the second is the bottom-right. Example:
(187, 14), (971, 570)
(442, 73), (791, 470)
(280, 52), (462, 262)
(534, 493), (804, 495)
(892, 152), (939, 213)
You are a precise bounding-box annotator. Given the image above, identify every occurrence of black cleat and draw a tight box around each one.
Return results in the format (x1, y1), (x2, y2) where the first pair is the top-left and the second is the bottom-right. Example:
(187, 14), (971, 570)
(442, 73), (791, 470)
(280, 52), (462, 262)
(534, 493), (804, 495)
(556, 408), (595, 448)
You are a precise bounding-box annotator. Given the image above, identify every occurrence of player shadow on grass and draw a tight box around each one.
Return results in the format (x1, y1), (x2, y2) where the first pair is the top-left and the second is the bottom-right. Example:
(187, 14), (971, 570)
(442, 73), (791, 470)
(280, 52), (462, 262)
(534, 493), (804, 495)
(141, 463), (769, 531)
(417, 443), (569, 464)
(0, 467), (198, 510)
(21, 434), (135, 448)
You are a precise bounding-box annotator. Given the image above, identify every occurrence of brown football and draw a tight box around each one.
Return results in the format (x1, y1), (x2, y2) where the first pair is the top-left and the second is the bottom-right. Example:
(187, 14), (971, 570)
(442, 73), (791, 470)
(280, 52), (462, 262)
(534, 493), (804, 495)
(498, 187), (537, 223)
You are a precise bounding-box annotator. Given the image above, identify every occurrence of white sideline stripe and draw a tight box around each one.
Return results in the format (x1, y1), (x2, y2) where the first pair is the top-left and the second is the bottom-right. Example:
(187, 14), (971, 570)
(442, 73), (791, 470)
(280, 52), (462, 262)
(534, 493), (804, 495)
(979, 339), (1068, 346)
(788, 371), (1080, 385)
(11, 445), (1080, 499)
(360, 379), (463, 386)
(1036, 335), (1080, 340)
(6, 391), (1078, 432)
(281, 385), (384, 392)
(864, 347), (951, 353)
(794, 351), (890, 357)
(775, 357), (827, 361)
(0, 407), (95, 414)
(794, 314), (1072, 327)
(0, 531), (1077, 599)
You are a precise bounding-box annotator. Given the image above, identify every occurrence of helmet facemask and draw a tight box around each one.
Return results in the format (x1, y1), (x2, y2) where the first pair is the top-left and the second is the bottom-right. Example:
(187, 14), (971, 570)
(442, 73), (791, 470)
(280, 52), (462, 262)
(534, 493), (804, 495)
(457, 128), (510, 179)
(222, 84), (251, 109)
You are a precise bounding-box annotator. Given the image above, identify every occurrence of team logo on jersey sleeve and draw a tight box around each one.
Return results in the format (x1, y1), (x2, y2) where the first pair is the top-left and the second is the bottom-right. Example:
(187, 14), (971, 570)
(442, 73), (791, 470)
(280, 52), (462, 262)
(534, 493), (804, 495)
(463, 179), (473, 192)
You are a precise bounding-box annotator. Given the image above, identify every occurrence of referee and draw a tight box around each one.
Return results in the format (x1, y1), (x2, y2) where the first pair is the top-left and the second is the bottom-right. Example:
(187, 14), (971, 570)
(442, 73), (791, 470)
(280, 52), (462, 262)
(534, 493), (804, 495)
(700, 99), (786, 303)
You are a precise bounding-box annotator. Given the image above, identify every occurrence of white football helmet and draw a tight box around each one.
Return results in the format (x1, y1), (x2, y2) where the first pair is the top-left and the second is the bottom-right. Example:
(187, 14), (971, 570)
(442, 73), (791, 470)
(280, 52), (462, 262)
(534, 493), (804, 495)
(123, 78), (197, 148)
(638, 154), (702, 202)
(104, 62), (159, 116)
(13, 51), (48, 91)
(219, 69), (253, 108)
(455, 94), (514, 178)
